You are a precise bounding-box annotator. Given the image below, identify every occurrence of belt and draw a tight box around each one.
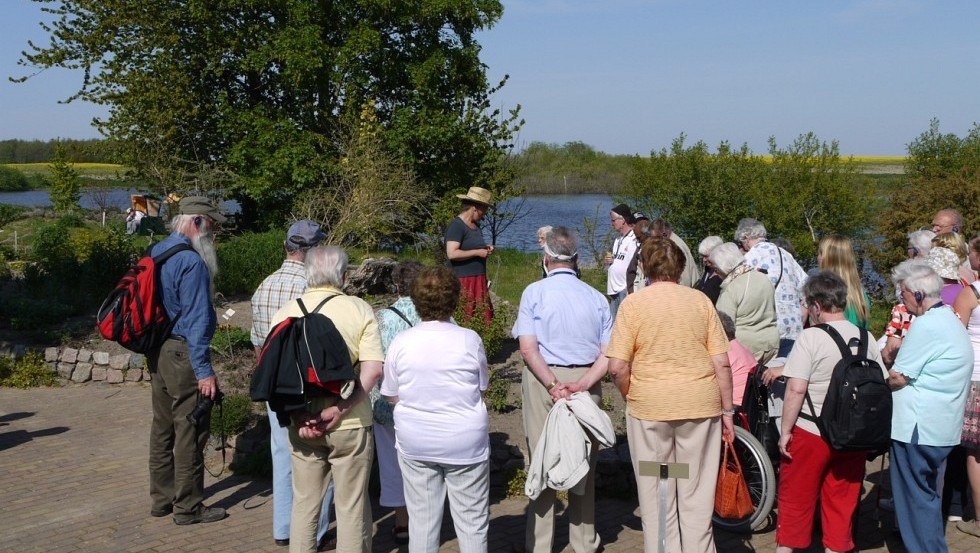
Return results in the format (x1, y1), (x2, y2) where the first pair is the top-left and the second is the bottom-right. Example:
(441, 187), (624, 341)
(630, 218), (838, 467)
(550, 364), (592, 369)
(168, 335), (187, 343)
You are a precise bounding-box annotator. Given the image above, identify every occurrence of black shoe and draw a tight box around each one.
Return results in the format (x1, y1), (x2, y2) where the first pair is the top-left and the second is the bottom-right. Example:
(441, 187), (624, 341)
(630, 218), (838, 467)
(173, 506), (227, 525)
(150, 505), (173, 517)
(274, 538), (290, 546)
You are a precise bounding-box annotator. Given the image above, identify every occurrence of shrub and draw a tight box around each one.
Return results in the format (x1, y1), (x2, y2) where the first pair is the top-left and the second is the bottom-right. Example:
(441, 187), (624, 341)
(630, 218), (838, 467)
(6, 297), (75, 330)
(0, 353), (59, 388)
(49, 143), (81, 213)
(0, 204), (29, 227)
(484, 369), (511, 413)
(216, 230), (284, 296)
(0, 166), (30, 191)
(210, 393), (255, 437)
(454, 299), (510, 360)
(505, 467), (527, 498)
(210, 325), (253, 356)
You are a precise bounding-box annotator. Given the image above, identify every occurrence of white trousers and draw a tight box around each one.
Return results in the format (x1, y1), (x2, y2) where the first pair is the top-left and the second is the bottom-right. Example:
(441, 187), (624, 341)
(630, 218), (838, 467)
(373, 422), (406, 507)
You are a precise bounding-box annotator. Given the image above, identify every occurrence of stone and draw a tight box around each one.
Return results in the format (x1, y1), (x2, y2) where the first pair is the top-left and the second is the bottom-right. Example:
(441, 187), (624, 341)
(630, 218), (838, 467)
(125, 368), (142, 382)
(342, 257), (398, 296)
(93, 351), (110, 365)
(129, 354), (145, 369)
(56, 363), (75, 379)
(106, 368), (124, 384)
(91, 367), (107, 381)
(109, 354), (131, 370)
(77, 349), (93, 363)
(60, 348), (79, 364)
(144, 370), (152, 382)
(71, 363), (92, 383)
(44, 347), (59, 362)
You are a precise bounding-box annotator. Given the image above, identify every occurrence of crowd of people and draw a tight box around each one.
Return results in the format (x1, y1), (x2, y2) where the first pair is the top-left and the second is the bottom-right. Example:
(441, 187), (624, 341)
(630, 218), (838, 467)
(145, 190), (977, 553)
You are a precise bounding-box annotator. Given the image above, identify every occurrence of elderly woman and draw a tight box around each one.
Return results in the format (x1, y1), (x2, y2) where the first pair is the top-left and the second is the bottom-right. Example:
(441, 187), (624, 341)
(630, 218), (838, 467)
(927, 246), (965, 306)
(888, 261), (974, 553)
(445, 186), (494, 326)
(607, 237), (734, 553)
(710, 242), (779, 364)
(695, 235), (724, 304)
(774, 271), (887, 553)
(371, 261), (423, 544)
(953, 236), (980, 537)
(381, 266), (490, 553)
(882, 231), (936, 366)
(907, 228), (936, 260)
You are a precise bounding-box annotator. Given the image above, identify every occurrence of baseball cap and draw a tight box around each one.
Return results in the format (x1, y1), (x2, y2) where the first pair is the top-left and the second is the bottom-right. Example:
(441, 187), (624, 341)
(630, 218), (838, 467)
(286, 220), (327, 250)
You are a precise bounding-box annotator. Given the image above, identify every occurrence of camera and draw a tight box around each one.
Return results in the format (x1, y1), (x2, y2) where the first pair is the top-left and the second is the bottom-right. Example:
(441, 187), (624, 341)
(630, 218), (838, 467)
(187, 390), (224, 425)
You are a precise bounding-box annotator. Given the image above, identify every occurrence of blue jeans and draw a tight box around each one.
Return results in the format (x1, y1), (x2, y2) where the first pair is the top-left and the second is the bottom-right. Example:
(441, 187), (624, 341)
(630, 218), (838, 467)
(890, 427), (954, 553)
(268, 403), (333, 542)
(609, 290), (627, 321)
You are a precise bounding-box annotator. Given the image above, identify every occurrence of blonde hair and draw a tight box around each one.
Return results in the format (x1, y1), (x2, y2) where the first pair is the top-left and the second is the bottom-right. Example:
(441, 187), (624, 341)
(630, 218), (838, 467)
(932, 231), (968, 263)
(818, 235), (868, 325)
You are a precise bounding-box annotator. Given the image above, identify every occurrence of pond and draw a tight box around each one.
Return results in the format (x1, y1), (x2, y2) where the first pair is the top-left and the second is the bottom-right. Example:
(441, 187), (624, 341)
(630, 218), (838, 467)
(0, 188), (240, 214)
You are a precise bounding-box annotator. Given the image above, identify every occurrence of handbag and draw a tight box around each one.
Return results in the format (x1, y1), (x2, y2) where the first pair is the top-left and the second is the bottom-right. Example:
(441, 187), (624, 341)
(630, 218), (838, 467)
(715, 436), (754, 519)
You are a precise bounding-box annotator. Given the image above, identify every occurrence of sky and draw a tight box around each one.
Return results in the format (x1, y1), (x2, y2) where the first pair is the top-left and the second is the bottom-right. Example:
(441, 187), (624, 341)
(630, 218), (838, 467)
(2, 0), (979, 156)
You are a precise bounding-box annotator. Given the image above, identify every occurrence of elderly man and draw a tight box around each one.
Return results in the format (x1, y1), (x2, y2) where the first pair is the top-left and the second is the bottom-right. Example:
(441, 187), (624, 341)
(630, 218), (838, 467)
(932, 208), (977, 284)
(647, 219), (702, 288)
(148, 196), (227, 525)
(251, 220), (334, 549)
(888, 261), (974, 553)
(735, 218), (809, 357)
(606, 204), (637, 318)
(269, 246), (383, 553)
(513, 226), (612, 553)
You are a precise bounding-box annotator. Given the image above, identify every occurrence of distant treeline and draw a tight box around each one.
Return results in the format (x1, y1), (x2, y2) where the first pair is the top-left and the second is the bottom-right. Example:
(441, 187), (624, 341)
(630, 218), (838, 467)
(514, 141), (634, 194)
(0, 139), (116, 164)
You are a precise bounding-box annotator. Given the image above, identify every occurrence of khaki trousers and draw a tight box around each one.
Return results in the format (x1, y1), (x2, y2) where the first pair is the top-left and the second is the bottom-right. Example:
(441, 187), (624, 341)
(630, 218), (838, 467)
(148, 338), (209, 516)
(627, 415), (721, 553)
(289, 425), (373, 553)
(521, 366), (602, 553)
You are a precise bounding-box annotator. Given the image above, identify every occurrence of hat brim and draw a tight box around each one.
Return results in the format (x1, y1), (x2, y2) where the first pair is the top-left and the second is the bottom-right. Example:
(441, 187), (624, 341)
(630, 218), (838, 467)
(208, 211), (228, 224)
(456, 194), (493, 207)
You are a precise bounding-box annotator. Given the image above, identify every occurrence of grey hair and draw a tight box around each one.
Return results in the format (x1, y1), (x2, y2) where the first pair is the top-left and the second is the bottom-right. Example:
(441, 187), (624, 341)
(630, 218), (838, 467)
(734, 218), (767, 242)
(709, 242), (745, 275)
(937, 208), (965, 228)
(890, 258), (928, 289)
(544, 226), (578, 264)
(305, 246), (348, 288)
(698, 235), (723, 256)
(907, 229), (935, 257)
(894, 260), (944, 299)
(536, 225), (553, 240)
(716, 310), (736, 341)
(171, 214), (199, 236)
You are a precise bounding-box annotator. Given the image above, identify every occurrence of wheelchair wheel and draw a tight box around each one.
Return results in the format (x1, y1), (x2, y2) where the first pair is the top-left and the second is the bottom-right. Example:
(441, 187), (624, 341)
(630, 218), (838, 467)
(712, 425), (777, 532)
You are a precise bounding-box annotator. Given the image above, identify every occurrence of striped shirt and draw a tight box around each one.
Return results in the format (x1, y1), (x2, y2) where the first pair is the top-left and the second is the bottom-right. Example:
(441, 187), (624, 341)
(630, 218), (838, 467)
(250, 259), (307, 347)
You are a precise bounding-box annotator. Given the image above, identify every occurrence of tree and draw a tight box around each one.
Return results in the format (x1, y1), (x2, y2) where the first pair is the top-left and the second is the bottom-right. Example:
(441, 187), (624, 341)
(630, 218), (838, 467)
(15, 0), (521, 229)
(49, 142), (81, 213)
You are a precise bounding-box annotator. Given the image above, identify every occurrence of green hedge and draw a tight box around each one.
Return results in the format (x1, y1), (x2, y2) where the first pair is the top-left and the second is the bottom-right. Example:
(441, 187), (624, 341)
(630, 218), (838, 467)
(216, 230), (284, 296)
(0, 166), (31, 191)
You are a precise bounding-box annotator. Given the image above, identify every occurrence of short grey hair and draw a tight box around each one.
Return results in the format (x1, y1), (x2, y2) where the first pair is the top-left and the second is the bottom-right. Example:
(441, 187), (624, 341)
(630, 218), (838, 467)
(734, 218), (767, 242)
(305, 246), (348, 288)
(890, 259), (926, 289)
(907, 229), (935, 257)
(893, 260), (943, 299)
(698, 235), (723, 256)
(709, 242), (745, 275)
(544, 226), (578, 264)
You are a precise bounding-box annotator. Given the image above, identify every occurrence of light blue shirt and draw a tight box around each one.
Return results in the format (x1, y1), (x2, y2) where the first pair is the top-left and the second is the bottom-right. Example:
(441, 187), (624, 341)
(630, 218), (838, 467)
(512, 268), (612, 366)
(891, 306), (975, 446)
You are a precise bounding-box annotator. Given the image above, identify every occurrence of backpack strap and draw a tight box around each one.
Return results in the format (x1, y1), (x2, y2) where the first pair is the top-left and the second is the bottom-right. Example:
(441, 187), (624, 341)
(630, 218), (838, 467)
(801, 391), (819, 422)
(385, 306), (415, 327)
(298, 295), (339, 317)
(815, 323), (854, 360)
(151, 243), (193, 264)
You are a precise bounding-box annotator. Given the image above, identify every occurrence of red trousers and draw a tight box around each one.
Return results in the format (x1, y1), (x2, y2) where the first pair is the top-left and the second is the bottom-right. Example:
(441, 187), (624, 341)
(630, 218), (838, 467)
(776, 426), (866, 551)
(458, 274), (493, 327)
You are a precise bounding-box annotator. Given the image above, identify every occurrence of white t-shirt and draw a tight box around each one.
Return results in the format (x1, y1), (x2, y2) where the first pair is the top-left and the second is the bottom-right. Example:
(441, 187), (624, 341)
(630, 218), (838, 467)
(380, 321), (490, 464)
(782, 320), (886, 436)
(607, 230), (638, 295)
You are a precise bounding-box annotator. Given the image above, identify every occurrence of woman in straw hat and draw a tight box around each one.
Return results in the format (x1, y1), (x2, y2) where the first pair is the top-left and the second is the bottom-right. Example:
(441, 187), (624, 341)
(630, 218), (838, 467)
(445, 186), (495, 326)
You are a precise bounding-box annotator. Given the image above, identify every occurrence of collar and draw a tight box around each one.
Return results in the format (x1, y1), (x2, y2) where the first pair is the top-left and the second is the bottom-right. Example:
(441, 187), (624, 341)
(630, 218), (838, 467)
(281, 259), (304, 269)
(307, 285), (344, 295)
(546, 268), (577, 277)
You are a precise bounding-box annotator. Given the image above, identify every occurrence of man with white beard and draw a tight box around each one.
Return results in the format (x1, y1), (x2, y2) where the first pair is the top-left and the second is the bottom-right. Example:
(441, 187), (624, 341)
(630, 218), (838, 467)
(147, 196), (228, 526)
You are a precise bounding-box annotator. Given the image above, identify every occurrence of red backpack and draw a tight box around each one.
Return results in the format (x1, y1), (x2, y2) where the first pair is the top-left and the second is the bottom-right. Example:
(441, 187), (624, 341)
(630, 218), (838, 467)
(96, 243), (193, 353)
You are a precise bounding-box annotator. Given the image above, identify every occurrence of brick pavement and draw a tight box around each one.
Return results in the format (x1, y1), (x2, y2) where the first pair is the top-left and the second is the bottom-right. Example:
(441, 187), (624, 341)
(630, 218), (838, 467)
(2, 385), (978, 552)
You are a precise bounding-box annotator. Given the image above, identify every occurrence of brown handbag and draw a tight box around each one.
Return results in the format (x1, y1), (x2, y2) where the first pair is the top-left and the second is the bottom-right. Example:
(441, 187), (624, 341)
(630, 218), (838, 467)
(714, 436), (754, 519)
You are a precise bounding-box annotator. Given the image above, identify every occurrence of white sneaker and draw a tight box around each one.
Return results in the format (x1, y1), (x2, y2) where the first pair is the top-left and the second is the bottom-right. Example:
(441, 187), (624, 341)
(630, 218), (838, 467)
(879, 498), (895, 512)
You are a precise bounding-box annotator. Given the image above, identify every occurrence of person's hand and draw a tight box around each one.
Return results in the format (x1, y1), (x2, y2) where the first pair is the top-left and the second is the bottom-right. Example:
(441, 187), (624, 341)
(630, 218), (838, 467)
(549, 383), (571, 402)
(779, 432), (793, 459)
(318, 406), (344, 432)
(761, 366), (784, 386)
(486, 245), (494, 255)
(604, 252), (613, 266)
(197, 375), (218, 399)
(721, 414), (734, 442)
(564, 380), (587, 394)
(298, 425), (324, 439)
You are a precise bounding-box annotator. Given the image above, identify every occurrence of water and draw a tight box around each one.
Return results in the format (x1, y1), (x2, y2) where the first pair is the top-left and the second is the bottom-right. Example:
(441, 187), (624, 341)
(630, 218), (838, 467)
(0, 188), (240, 213)
(489, 194), (614, 264)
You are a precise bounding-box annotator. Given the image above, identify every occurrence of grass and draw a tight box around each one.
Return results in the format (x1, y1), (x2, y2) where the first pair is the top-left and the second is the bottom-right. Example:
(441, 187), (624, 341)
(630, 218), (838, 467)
(3, 163), (129, 177)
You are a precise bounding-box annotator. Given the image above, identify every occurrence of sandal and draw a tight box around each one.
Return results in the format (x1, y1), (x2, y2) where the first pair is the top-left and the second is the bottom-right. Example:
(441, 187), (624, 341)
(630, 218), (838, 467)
(392, 525), (409, 545)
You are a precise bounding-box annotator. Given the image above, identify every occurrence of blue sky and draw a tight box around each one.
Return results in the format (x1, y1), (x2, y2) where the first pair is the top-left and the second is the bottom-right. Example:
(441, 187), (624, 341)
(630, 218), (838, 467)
(2, 0), (979, 155)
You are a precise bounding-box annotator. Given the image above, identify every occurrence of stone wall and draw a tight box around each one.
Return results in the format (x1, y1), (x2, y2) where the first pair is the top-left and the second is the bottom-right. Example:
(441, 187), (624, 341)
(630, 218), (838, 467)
(41, 346), (148, 384)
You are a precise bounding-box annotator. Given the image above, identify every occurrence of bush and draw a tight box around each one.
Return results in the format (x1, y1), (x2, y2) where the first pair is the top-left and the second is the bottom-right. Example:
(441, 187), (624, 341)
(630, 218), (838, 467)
(0, 353), (58, 388)
(484, 369), (511, 413)
(6, 297), (75, 330)
(0, 204), (30, 227)
(0, 166), (30, 191)
(505, 467), (527, 498)
(216, 230), (284, 296)
(210, 393), (255, 437)
(210, 325), (253, 356)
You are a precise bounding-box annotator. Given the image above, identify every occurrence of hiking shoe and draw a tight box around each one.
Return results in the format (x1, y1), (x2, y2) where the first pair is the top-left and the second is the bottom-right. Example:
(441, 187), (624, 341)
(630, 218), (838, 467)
(173, 506), (227, 525)
(150, 505), (173, 517)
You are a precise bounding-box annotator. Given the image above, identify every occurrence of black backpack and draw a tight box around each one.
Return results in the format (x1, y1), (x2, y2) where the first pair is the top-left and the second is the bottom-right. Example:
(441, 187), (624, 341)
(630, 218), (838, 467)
(800, 324), (892, 452)
(251, 296), (358, 426)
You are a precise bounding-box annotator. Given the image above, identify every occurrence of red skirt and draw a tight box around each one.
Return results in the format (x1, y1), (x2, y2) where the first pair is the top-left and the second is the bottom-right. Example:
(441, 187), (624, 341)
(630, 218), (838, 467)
(458, 274), (493, 327)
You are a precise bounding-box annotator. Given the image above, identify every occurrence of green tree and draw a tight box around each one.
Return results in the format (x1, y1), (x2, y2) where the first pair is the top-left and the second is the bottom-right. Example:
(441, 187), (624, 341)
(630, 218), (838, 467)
(49, 143), (81, 213)
(15, 0), (521, 230)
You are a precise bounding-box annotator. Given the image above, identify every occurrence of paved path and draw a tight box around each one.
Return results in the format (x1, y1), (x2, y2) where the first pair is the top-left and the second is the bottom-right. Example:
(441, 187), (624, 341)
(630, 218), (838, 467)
(2, 385), (978, 553)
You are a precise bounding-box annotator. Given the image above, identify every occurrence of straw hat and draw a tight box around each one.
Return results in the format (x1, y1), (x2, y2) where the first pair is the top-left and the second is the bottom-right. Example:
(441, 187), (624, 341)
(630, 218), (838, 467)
(456, 186), (494, 208)
(926, 247), (960, 280)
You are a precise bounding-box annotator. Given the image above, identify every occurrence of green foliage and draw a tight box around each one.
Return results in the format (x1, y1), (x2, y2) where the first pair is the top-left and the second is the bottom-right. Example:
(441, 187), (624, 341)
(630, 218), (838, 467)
(210, 325), (253, 356)
(210, 394), (255, 437)
(18, 0), (521, 230)
(0, 166), (31, 191)
(484, 369), (511, 412)
(0, 353), (59, 388)
(229, 445), (273, 479)
(625, 133), (876, 264)
(48, 143), (81, 213)
(215, 230), (285, 296)
(0, 204), (30, 227)
(505, 467), (527, 498)
(872, 119), (980, 275)
(454, 298), (510, 360)
(517, 141), (635, 194)
(0, 138), (115, 163)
